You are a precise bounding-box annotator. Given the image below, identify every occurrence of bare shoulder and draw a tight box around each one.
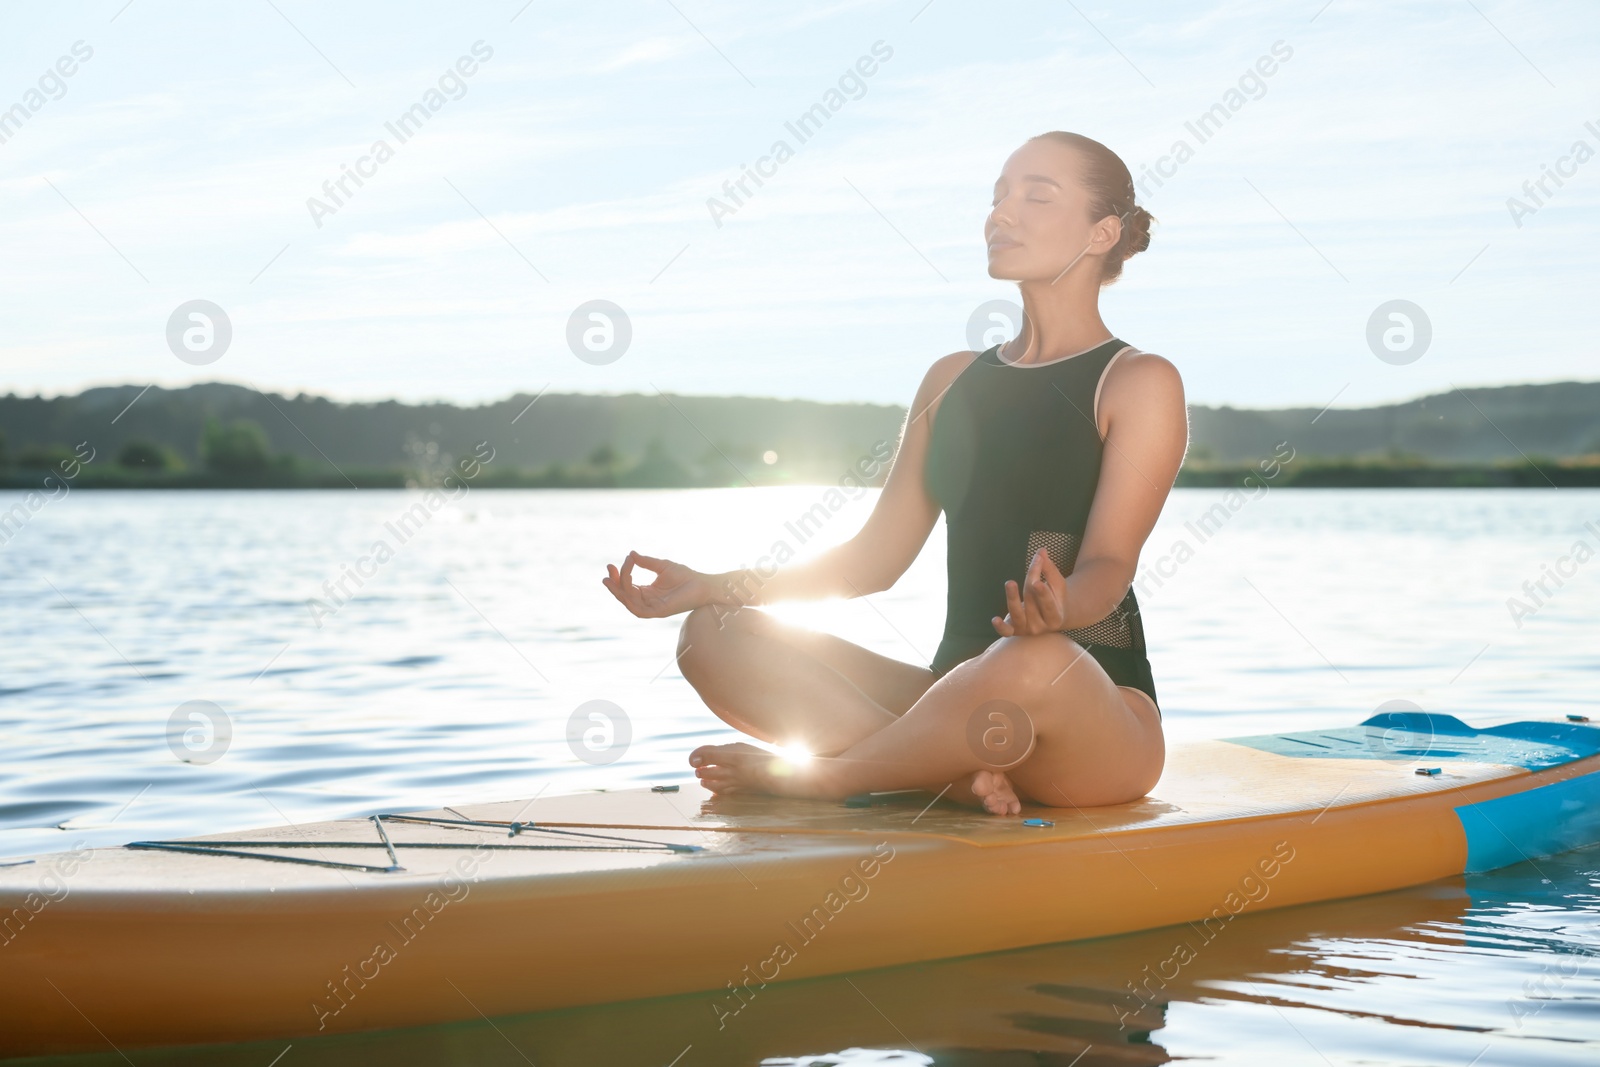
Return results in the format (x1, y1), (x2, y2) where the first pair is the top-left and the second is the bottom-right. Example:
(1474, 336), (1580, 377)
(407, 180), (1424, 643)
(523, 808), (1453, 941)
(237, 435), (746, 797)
(1099, 349), (1186, 436)
(928, 348), (981, 389)
(1105, 350), (1184, 406)
(910, 349), (981, 427)
(1110, 349), (1183, 392)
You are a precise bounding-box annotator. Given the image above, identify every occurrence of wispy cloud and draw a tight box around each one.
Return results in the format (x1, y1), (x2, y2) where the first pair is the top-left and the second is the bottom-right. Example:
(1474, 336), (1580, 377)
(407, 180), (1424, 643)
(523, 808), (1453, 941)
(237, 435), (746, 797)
(1, 0), (1593, 409)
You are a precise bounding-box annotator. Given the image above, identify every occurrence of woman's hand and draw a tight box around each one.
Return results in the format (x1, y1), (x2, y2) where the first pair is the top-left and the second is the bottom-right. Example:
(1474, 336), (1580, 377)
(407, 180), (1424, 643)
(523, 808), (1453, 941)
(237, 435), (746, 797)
(992, 548), (1070, 637)
(603, 551), (714, 618)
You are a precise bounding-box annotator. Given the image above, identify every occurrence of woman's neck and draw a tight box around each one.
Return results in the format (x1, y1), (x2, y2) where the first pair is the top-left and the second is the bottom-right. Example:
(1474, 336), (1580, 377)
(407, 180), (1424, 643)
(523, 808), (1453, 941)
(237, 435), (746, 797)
(998, 307), (1113, 364)
(1000, 290), (1112, 366)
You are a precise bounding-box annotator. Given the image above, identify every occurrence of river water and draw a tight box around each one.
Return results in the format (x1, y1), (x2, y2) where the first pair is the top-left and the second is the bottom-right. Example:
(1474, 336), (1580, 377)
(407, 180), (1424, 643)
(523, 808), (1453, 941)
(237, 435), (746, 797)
(2, 487), (1596, 1065)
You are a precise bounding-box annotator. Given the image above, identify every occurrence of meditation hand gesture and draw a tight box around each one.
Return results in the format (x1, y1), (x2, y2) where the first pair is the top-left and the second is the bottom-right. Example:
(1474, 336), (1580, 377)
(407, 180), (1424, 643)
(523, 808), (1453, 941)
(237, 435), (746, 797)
(991, 547), (1069, 637)
(603, 551), (712, 618)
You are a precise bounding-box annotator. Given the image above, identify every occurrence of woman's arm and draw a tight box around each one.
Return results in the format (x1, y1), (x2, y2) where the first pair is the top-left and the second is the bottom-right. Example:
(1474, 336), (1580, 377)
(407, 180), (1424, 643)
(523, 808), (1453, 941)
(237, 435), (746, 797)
(605, 352), (974, 619)
(993, 351), (1188, 636)
(706, 351), (975, 608)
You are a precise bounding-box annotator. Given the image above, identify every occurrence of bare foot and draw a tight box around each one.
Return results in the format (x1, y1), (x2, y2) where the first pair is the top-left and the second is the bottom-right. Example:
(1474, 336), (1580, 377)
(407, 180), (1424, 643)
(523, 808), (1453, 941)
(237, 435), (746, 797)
(958, 769), (1022, 816)
(689, 742), (825, 799)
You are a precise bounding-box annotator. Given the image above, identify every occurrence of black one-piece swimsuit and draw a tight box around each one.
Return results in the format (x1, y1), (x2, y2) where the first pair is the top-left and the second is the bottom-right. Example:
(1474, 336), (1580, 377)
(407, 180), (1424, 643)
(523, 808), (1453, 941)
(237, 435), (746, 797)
(923, 338), (1160, 714)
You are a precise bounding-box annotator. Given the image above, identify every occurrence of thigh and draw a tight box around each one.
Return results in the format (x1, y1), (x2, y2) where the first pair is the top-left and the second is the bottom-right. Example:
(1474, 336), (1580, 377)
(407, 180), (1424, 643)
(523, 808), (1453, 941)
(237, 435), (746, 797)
(718, 606), (937, 716)
(981, 637), (1166, 807)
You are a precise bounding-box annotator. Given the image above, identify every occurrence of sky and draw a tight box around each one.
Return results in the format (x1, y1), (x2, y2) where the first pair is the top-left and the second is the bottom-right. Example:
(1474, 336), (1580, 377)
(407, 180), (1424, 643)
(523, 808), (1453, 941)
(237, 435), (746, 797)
(0, 0), (1596, 411)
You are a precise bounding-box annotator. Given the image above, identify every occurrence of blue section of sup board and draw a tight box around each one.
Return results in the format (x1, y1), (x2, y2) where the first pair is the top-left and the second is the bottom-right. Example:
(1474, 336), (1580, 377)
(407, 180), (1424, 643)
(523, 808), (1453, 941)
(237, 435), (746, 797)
(1455, 769), (1600, 873)
(1225, 713), (1600, 771)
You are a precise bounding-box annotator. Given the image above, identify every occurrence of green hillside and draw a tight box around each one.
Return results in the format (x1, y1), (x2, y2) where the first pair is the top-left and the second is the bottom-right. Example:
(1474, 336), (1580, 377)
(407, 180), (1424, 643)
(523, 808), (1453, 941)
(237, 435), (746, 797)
(1, 379), (1597, 489)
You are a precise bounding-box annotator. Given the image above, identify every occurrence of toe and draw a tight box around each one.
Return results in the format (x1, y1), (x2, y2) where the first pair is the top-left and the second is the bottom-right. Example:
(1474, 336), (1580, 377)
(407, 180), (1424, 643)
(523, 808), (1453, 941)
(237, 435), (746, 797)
(976, 772), (1022, 816)
(689, 743), (739, 768)
(690, 742), (763, 768)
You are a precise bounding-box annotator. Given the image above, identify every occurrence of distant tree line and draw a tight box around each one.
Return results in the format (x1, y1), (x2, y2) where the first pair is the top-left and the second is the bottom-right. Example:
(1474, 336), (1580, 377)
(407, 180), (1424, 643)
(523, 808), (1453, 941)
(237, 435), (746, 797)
(0, 418), (809, 489)
(3, 378), (1600, 489)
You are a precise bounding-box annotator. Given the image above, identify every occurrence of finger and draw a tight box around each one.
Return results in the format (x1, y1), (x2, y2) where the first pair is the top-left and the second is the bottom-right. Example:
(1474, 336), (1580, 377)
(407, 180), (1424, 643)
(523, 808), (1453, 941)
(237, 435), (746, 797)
(614, 565), (657, 617)
(1020, 581), (1050, 635)
(604, 582), (644, 618)
(645, 584), (684, 617)
(1023, 597), (1047, 630)
(1031, 573), (1062, 628)
(1019, 553), (1049, 632)
(1029, 554), (1062, 623)
(1039, 554), (1069, 627)
(632, 584), (668, 617)
(991, 614), (1014, 637)
(1004, 579), (1026, 623)
(608, 579), (647, 617)
(1015, 573), (1044, 634)
(1036, 550), (1063, 581)
(1034, 551), (1065, 597)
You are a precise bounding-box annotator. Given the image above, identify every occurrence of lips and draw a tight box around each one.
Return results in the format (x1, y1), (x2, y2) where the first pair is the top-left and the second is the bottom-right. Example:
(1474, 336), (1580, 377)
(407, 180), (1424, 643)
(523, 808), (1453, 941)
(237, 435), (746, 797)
(987, 237), (1020, 251)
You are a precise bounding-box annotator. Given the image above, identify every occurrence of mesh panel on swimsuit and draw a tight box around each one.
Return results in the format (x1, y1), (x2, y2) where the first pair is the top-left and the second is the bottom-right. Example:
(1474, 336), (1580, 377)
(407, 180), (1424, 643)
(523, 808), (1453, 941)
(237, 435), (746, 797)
(1024, 529), (1135, 650)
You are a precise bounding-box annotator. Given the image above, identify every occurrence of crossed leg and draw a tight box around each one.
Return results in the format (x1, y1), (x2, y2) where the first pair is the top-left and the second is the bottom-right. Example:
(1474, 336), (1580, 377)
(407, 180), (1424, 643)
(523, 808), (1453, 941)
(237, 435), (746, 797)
(675, 603), (1028, 812)
(675, 604), (1164, 813)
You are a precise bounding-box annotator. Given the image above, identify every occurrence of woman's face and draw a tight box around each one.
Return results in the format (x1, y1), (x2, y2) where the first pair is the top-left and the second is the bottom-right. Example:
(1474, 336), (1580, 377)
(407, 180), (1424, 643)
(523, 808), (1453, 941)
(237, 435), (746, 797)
(985, 139), (1106, 282)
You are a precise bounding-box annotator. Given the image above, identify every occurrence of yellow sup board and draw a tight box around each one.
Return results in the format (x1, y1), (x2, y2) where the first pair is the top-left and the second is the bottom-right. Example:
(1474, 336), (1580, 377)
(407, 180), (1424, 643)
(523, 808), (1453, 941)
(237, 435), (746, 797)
(2, 710), (1597, 1057)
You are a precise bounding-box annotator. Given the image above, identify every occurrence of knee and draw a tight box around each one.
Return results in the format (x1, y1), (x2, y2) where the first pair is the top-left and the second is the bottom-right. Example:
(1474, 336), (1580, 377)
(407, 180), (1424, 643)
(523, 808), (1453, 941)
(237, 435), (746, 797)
(677, 604), (741, 680)
(677, 605), (714, 671)
(973, 634), (1086, 695)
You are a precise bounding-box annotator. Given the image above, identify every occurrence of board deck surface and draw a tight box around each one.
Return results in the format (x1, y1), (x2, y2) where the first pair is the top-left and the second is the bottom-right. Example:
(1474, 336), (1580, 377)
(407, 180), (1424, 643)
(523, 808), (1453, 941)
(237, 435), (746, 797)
(2, 712), (1597, 1056)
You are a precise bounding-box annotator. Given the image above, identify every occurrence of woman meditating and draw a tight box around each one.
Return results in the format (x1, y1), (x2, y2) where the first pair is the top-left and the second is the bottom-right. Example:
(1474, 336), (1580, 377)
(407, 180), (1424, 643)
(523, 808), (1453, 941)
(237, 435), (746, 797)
(602, 131), (1189, 815)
